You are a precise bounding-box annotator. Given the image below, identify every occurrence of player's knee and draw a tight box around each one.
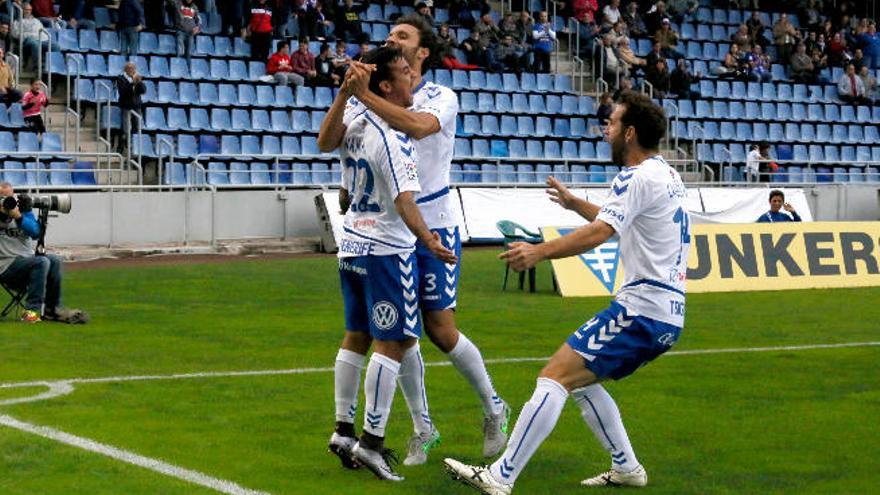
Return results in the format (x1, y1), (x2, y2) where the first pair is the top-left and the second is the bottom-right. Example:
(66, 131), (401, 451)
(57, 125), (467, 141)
(423, 310), (459, 352)
(341, 331), (371, 354)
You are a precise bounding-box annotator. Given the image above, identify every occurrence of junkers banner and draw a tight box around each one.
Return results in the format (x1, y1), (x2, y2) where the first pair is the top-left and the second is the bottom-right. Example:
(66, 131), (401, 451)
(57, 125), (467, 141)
(542, 222), (880, 297)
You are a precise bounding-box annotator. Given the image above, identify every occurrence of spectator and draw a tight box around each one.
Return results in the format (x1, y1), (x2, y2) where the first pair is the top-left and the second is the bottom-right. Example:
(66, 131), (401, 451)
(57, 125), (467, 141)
(731, 24), (752, 52)
(31, 0), (63, 29)
(437, 23), (457, 53)
(611, 75), (633, 100)
(745, 142), (770, 182)
(645, 40), (665, 69)
(670, 58), (700, 99)
(117, 0), (145, 57)
(644, 1), (668, 35)
(617, 36), (645, 74)
(608, 20), (627, 47)
(531, 10), (556, 73)
(620, 1), (645, 37)
(667, 0), (697, 24)
(757, 190), (801, 223)
(804, 30), (819, 53)
(13, 3), (50, 71)
(460, 29), (488, 67)
(828, 31), (847, 67)
(746, 45), (772, 82)
(810, 47), (828, 81)
(474, 11), (501, 50)
(654, 18), (683, 59)
(335, 0), (363, 42)
(492, 33), (527, 72)
(0, 23), (12, 54)
(169, 0), (200, 61)
(860, 65), (877, 103)
(143, 0), (167, 32)
(645, 58), (670, 98)
(60, 0), (97, 30)
(249, 0), (273, 62)
(596, 92), (612, 125)
(515, 11), (533, 44)
(290, 39), (317, 85)
(858, 22), (880, 69)
(838, 63), (870, 105)
(267, 40), (304, 87)
(790, 43), (817, 83)
(800, 0), (822, 31)
(21, 79), (47, 137)
(572, 0), (598, 25)
(330, 40), (350, 81)
(221, 0), (247, 37)
(746, 11), (768, 48)
(0, 48), (20, 105)
(601, 0), (621, 29)
(271, 0), (292, 38)
(499, 13), (517, 39)
(352, 41), (370, 62)
(714, 43), (742, 77)
(115, 62), (145, 152)
(599, 34), (627, 81)
(0, 181), (89, 324)
(772, 13), (799, 65)
(415, 2), (434, 27)
(302, 1), (333, 41)
(314, 42), (339, 87)
(851, 48), (867, 72)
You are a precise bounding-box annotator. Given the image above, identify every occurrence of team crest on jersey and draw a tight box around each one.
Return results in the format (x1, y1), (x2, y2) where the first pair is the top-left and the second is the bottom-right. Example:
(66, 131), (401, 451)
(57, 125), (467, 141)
(372, 301), (399, 330)
(404, 161), (418, 180)
(559, 228), (620, 293)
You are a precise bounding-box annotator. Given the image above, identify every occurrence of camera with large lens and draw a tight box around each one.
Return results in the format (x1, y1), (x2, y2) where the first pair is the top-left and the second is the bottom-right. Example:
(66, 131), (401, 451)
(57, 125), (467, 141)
(0, 195), (16, 211)
(30, 194), (72, 214)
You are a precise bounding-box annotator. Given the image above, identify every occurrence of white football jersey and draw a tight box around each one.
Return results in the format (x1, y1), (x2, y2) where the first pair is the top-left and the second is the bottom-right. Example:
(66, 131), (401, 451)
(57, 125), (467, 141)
(338, 110), (421, 258)
(343, 79), (458, 229)
(596, 156), (690, 327)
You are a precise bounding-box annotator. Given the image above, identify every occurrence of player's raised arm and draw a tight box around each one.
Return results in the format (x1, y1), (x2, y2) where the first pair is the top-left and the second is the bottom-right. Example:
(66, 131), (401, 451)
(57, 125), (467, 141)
(395, 192), (457, 264)
(546, 176), (601, 221)
(499, 220), (615, 272)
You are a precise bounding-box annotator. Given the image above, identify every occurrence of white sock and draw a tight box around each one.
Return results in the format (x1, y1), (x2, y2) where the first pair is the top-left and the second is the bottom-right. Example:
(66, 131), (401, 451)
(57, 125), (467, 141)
(334, 349), (365, 424)
(447, 332), (503, 416)
(362, 352), (401, 438)
(397, 343), (434, 435)
(571, 384), (640, 472)
(489, 377), (568, 485)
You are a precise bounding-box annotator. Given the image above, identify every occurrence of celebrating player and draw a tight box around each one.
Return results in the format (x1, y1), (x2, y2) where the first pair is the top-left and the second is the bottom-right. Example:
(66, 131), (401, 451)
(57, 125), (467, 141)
(319, 14), (510, 466)
(444, 92), (690, 493)
(327, 46), (457, 481)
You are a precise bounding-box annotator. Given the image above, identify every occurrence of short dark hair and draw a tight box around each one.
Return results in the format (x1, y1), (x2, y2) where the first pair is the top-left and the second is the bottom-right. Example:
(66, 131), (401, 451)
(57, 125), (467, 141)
(769, 190), (785, 201)
(362, 46), (405, 96)
(278, 41), (289, 50)
(616, 91), (666, 150)
(395, 14), (439, 73)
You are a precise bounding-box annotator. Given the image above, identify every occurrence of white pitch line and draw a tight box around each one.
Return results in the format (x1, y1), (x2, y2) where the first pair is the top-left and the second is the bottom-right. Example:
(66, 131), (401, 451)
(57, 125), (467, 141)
(0, 414), (270, 495)
(1, 341), (877, 391)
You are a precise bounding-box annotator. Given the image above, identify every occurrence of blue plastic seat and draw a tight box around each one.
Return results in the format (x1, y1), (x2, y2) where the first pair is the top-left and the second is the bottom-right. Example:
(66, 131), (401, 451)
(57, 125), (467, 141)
(144, 107), (166, 131)
(198, 82), (218, 106)
(315, 87), (333, 107)
(85, 54), (107, 77)
(470, 71), (487, 90)
(478, 92), (495, 113)
(544, 141), (561, 159)
(472, 139), (489, 157)
(186, 108), (209, 131)
(454, 139), (471, 157)
(553, 118), (571, 138)
(512, 93), (529, 113)
(177, 135), (198, 158)
(210, 108), (232, 131)
(495, 93), (512, 113)
(301, 136), (320, 155)
(98, 30), (120, 52)
(499, 116), (517, 136)
(596, 141), (612, 161)
(528, 94), (546, 113)
(252, 109), (272, 132)
(254, 85), (275, 107)
(271, 110), (291, 132)
(490, 139), (508, 157)
(240, 135), (261, 156)
(515, 116), (535, 137)
(579, 141), (596, 160)
(163, 162), (186, 185)
(231, 109), (251, 131)
(167, 107), (190, 130)
(158, 34), (177, 55)
(460, 92), (477, 113)
(206, 162), (229, 185)
(221, 135), (241, 156)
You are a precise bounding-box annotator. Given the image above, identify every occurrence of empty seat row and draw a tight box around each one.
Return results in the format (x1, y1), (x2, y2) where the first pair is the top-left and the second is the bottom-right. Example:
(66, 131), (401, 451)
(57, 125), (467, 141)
(459, 92), (595, 116)
(454, 138), (611, 161)
(666, 99), (880, 124)
(693, 80), (839, 103)
(53, 29), (247, 58)
(0, 132), (63, 154)
(131, 134), (324, 159)
(164, 161), (338, 186)
(50, 52), (266, 82)
(450, 163), (620, 185)
(675, 120), (880, 144)
(140, 107), (327, 134)
(430, 70), (574, 94)
(459, 115), (600, 139)
(0, 161), (97, 186)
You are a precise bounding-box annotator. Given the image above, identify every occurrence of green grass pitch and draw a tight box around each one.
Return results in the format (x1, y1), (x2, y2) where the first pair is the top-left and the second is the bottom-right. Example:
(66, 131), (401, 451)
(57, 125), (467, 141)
(0, 248), (877, 494)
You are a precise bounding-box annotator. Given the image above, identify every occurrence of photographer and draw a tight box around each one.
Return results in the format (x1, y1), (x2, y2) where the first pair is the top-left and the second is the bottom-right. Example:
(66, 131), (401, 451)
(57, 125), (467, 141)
(0, 182), (87, 324)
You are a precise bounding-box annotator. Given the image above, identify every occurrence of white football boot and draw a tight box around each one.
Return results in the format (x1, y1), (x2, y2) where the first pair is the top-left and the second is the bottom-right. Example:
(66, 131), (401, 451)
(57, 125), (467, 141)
(444, 458), (513, 495)
(580, 464), (648, 487)
(403, 427), (442, 466)
(327, 432), (359, 470)
(351, 441), (404, 481)
(482, 400), (511, 457)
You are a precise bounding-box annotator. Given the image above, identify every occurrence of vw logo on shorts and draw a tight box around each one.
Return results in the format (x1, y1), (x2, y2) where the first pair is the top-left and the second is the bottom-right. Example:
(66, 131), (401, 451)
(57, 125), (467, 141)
(658, 332), (677, 346)
(372, 301), (399, 331)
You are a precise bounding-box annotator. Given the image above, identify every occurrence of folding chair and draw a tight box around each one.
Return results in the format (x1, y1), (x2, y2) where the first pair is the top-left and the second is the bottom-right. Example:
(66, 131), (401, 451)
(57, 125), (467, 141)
(0, 278), (26, 318)
(496, 220), (554, 293)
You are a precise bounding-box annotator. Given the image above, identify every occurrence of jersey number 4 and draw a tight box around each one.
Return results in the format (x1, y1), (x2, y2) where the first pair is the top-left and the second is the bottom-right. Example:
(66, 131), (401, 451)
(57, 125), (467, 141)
(344, 157), (381, 213)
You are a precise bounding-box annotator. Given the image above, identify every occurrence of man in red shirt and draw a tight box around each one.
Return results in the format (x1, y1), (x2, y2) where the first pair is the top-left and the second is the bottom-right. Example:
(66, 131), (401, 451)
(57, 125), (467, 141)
(248, 0), (273, 62)
(267, 41), (305, 86)
(290, 39), (317, 85)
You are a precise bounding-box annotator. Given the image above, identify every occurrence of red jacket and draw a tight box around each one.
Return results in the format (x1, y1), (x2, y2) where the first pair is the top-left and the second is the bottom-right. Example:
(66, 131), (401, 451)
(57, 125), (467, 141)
(267, 52), (292, 73)
(249, 6), (273, 34)
(31, 0), (56, 18)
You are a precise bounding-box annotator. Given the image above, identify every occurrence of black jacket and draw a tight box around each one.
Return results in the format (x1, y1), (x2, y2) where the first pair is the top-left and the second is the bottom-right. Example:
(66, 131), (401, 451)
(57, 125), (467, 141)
(116, 74), (146, 110)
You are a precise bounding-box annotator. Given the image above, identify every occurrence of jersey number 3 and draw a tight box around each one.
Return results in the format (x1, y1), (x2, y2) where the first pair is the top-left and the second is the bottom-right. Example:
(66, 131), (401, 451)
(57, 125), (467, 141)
(344, 157), (381, 213)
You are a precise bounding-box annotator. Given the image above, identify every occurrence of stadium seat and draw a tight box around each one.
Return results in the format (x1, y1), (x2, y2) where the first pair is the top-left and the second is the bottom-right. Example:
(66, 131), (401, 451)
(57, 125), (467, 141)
(167, 107), (190, 131)
(490, 139), (508, 157)
(229, 162), (250, 184)
(163, 162), (187, 185)
(472, 139), (489, 157)
(454, 139), (471, 157)
(579, 141), (596, 160)
(526, 140), (543, 158)
(251, 163), (272, 185)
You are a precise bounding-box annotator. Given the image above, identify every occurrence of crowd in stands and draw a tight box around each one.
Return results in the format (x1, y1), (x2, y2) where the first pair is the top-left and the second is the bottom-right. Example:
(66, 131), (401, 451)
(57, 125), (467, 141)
(566, 0), (878, 104)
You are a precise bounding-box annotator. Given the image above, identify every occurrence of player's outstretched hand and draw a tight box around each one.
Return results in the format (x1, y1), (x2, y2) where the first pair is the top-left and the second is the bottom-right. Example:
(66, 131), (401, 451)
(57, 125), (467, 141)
(783, 202), (796, 213)
(546, 176), (576, 210)
(427, 232), (458, 264)
(498, 241), (543, 272)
